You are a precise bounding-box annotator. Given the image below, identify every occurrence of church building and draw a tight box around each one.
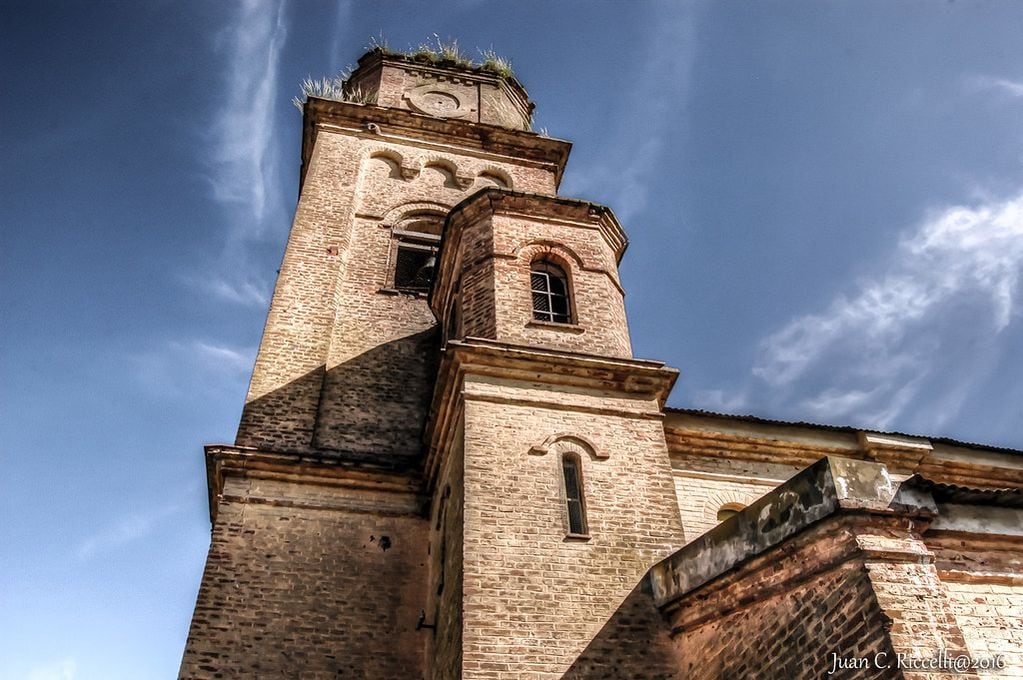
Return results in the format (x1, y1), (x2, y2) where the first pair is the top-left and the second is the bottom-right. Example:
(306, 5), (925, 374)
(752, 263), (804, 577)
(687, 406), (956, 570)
(179, 47), (1023, 679)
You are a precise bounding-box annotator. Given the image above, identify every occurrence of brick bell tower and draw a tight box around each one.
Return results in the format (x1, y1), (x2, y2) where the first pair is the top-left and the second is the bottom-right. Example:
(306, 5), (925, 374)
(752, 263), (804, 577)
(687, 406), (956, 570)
(180, 47), (685, 679)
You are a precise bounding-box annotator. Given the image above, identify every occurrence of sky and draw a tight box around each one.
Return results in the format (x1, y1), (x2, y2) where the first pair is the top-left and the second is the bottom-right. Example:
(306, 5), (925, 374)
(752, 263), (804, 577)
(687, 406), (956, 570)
(2, 1), (1022, 678)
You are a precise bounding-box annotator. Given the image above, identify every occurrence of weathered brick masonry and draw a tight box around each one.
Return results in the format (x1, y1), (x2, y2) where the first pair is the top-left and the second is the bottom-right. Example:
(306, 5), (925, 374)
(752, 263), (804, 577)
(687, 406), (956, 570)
(181, 46), (1023, 679)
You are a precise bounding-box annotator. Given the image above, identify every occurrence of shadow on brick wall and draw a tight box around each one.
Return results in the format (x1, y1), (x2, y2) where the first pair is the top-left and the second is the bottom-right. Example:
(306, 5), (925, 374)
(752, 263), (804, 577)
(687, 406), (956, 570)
(235, 327), (440, 470)
(562, 578), (682, 679)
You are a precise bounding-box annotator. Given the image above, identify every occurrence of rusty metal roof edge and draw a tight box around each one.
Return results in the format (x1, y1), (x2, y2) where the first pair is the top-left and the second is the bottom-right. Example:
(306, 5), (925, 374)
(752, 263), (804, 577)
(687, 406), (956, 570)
(665, 407), (1023, 457)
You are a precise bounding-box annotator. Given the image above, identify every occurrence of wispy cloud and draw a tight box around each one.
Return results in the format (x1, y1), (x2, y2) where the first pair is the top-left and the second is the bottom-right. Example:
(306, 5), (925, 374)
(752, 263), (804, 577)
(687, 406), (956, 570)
(749, 190), (1023, 430)
(178, 272), (270, 308)
(190, 340), (257, 374)
(77, 505), (179, 560)
(967, 74), (1023, 98)
(28, 659), (77, 680)
(190, 0), (288, 308)
(208, 0), (288, 235)
(563, 7), (698, 221)
(130, 339), (257, 399)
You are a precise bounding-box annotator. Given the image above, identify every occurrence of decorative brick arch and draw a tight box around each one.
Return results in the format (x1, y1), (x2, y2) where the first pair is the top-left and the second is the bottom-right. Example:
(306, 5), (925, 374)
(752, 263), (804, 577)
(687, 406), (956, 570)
(529, 433), (608, 460)
(515, 241), (584, 270)
(378, 201), (452, 227)
(475, 166), (513, 189)
(701, 489), (759, 524)
(363, 147), (417, 180)
(421, 156), (473, 190)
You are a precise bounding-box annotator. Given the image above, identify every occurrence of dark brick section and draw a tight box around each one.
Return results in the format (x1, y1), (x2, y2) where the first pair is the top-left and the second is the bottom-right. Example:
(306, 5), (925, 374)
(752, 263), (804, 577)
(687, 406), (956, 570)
(563, 581), (683, 680)
(179, 479), (429, 679)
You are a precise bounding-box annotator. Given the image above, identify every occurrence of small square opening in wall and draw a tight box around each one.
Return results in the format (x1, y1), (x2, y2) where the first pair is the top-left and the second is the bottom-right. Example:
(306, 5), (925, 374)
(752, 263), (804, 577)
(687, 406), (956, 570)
(393, 243), (436, 292)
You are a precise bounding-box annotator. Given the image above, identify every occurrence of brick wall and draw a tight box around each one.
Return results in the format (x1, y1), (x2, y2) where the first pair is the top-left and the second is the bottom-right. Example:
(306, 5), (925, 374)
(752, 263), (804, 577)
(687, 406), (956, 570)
(352, 52), (533, 130)
(438, 193), (633, 359)
(930, 533), (1023, 677)
(658, 518), (902, 680)
(179, 475), (429, 678)
(944, 580), (1023, 677)
(562, 580), (683, 680)
(457, 374), (683, 678)
(671, 472), (779, 538)
(675, 560), (893, 679)
(427, 417), (466, 680)
(237, 122), (557, 458)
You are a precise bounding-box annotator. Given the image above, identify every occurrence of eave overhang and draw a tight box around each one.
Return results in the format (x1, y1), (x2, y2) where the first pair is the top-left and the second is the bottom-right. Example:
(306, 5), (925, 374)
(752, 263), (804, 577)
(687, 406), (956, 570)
(422, 338), (679, 488)
(203, 445), (425, 523)
(299, 97), (572, 190)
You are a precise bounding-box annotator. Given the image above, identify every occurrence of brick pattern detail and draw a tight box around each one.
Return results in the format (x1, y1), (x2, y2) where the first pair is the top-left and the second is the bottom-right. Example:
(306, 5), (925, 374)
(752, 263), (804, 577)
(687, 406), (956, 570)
(929, 534), (1023, 677)
(440, 201), (633, 358)
(673, 563), (894, 679)
(562, 581), (683, 679)
(357, 56), (531, 129)
(657, 519), (901, 680)
(179, 477), (429, 679)
(944, 580), (1023, 677)
(671, 472), (778, 538)
(237, 127), (556, 458)
(427, 420), (466, 680)
(864, 559), (976, 673)
(458, 378), (684, 679)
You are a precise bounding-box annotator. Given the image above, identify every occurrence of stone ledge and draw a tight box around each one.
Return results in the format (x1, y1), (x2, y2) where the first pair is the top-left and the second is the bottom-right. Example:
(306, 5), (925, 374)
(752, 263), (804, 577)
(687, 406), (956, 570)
(204, 445), (426, 522)
(650, 456), (938, 609)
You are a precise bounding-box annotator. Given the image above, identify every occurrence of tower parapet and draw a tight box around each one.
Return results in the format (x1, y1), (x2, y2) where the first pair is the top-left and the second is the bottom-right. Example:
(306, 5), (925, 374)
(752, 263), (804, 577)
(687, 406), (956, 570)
(346, 48), (534, 130)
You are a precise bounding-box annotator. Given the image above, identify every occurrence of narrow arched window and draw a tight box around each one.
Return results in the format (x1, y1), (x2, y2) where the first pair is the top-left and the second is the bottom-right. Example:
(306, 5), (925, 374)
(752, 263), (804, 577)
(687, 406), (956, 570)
(531, 261), (571, 323)
(562, 453), (588, 536)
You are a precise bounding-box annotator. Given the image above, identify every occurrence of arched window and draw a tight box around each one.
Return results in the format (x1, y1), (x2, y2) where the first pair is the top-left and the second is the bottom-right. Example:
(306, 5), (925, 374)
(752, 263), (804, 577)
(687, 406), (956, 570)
(562, 453), (588, 536)
(716, 503), (745, 523)
(530, 260), (571, 323)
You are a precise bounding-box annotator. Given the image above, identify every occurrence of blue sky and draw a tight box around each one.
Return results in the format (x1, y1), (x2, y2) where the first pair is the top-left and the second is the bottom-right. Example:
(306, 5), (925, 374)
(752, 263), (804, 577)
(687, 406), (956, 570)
(2, 1), (1022, 678)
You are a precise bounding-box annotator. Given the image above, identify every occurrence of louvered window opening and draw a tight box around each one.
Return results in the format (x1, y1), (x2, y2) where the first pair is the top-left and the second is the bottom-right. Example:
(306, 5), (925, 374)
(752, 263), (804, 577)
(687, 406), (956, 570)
(531, 262), (571, 323)
(393, 242), (436, 292)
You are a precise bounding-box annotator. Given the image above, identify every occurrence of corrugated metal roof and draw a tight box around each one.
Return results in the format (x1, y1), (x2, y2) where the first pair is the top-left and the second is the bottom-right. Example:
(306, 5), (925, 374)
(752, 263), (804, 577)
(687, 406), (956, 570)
(665, 407), (1023, 457)
(901, 474), (1023, 507)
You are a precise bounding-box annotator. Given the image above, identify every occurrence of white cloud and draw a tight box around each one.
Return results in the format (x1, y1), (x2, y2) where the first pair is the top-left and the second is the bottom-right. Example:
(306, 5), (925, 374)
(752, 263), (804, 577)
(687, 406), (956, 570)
(27, 660), (77, 680)
(190, 0), (287, 309)
(77, 502), (187, 560)
(967, 75), (1023, 98)
(207, 0), (288, 235)
(694, 388), (749, 414)
(77, 513), (159, 560)
(190, 340), (257, 374)
(130, 339), (257, 399)
(562, 7), (698, 221)
(751, 190), (1023, 430)
(178, 273), (270, 308)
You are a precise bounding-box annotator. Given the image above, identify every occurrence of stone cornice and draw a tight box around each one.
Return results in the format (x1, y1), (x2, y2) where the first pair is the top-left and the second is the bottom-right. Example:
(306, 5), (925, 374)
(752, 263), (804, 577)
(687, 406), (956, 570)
(204, 445), (425, 523)
(665, 411), (1023, 489)
(300, 98), (571, 190)
(422, 338), (679, 488)
(650, 456), (938, 614)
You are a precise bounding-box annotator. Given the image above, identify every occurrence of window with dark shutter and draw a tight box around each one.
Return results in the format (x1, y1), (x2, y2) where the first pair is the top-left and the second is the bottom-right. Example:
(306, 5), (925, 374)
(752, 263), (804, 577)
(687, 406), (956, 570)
(389, 212), (443, 293)
(531, 261), (572, 323)
(562, 454), (588, 536)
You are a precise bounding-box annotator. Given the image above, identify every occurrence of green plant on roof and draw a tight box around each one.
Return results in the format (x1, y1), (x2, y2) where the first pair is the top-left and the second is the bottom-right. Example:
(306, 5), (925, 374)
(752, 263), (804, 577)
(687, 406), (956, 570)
(292, 70), (376, 111)
(293, 36), (519, 112)
(410, 34), (473, 68)
(478, 49), (514, 79)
